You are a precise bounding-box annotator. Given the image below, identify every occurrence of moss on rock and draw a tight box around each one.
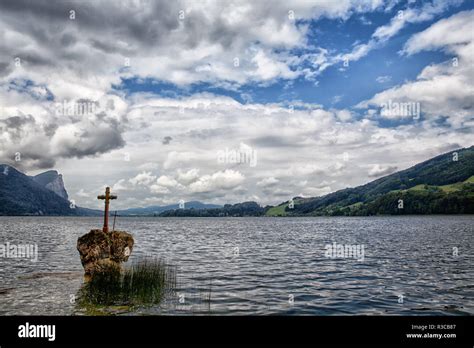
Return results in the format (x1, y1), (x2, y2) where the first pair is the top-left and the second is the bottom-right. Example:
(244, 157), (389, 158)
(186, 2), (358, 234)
(77, 229), (134, 277)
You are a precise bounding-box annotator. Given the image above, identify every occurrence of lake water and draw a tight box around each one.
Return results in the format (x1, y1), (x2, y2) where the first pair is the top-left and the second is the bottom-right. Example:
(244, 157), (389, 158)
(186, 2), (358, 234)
(0, 216), (473, 315)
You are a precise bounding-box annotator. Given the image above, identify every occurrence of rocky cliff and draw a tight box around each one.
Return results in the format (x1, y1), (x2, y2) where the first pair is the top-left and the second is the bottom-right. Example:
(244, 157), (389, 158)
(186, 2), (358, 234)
(32, 170), (69, 200)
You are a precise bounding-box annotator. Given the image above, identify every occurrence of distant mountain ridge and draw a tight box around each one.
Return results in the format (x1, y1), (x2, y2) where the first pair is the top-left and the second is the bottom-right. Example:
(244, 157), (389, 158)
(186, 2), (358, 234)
(158, 201), (264, 217)
(0, 165), (220, 216)
(266, 146), (474, 216)
(117, 201), (222, 216)
(155, 146), (474, 217)
(1, 146), (473, 216)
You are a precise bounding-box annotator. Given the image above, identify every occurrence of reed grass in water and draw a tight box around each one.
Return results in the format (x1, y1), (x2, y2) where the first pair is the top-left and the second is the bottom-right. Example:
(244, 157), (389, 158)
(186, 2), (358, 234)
(79, 257), (177, 308)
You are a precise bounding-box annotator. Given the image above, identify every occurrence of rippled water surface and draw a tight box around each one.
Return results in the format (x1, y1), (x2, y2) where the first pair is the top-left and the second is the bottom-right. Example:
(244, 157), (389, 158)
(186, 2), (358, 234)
(0, 216), (473, 315)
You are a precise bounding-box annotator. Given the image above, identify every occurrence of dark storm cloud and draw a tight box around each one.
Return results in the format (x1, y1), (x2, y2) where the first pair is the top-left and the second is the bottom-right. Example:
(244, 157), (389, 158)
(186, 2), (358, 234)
(57, 124), (125, 159)
(186, 128), (231, 140)
(90, 39), (126, 55)
(1, 115), (35, 129)
(42, 123), (58, 137)
(17, 0), (177, 41)
(17, 53), (54, 68)
(0, 62), (13, 77)
(0, 0), (70, 20)
(251, 135), (305, 148)
(0, 103), (126, 170)
(0, 0), (324, 88)
(12, 154), (57, 170)
(60, 32), (77, 47)
(0, 115), (53, 170)
(207, 19), (238, 49)
(0, 0), (183, 65)
(162, 136), (172, 145)
(0, 115), (35, 141)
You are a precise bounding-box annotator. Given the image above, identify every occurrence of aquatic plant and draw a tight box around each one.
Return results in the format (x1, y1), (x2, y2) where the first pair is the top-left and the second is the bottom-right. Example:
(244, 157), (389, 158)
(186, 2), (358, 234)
(77, 257), (177, 311)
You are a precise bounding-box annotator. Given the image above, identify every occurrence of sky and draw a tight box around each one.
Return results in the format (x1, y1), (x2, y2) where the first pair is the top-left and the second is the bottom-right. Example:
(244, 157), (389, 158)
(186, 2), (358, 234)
(0, 0), (473, 209)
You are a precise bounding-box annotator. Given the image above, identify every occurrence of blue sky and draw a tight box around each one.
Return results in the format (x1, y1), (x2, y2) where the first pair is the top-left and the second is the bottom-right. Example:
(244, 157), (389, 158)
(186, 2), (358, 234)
(116, 0), (472, 112)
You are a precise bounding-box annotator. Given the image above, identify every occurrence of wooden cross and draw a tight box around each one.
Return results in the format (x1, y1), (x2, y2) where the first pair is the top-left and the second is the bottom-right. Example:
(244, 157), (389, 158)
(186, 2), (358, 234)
(97, 187), (117, 233)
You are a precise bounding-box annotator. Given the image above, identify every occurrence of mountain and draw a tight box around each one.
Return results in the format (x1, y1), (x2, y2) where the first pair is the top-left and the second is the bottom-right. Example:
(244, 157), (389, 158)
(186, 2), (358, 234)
(0, 165), (100, 216)
(1, 146), (472, 216)
(158, 201), (264, 217)
(0, 165), (218, 216)
(117, 201), (222, 216)
(266, 146), (474, 216)
(0, 165), (75, 215)
(31, 170), (69, 200)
